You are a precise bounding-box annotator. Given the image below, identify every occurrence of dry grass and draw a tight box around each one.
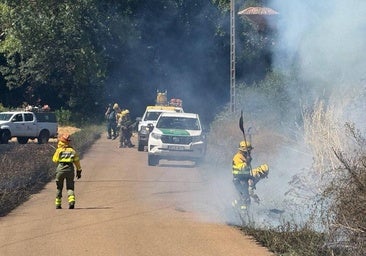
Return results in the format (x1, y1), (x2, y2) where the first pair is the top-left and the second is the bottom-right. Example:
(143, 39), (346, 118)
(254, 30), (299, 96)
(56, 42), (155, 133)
(0, 143), (55, 215)
(302, 100), (366, 255)
(49, 126), (81, 142)
(207, 97), (364, 255)
(241, 224), (331, 256)
(0, 125), (102, 216)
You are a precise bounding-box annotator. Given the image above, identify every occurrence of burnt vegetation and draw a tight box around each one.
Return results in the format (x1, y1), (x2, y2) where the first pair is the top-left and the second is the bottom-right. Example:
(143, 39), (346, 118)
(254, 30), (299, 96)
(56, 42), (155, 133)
(0, 126), (102, 216)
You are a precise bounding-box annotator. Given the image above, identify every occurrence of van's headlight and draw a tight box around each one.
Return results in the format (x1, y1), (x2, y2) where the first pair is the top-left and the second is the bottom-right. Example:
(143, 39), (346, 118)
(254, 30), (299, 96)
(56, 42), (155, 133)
(151, 132), (162, 140)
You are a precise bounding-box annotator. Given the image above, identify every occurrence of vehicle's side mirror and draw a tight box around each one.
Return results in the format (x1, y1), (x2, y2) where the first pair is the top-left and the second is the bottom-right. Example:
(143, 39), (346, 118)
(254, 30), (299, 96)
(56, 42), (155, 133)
(136, 117), (141, 122)
(147, 123), (154, 132)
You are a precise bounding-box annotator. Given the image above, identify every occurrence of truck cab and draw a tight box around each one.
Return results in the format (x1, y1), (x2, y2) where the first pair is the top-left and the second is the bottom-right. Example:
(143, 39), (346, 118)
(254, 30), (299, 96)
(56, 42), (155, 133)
(0, 111), (58, 144)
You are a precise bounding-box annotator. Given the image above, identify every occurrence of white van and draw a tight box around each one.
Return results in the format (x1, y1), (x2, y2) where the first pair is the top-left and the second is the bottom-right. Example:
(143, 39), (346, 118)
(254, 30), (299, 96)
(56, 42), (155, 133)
(147, 112), (206, 166)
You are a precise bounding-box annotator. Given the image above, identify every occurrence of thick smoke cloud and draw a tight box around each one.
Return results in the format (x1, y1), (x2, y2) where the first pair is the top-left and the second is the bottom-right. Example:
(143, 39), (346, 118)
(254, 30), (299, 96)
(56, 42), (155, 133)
(272, 0), (366, 95)
(182, 0), (366, 226)
(107, 2), (228, 125)
(248, 0), (366, 226)
(120, 1), (366, 227)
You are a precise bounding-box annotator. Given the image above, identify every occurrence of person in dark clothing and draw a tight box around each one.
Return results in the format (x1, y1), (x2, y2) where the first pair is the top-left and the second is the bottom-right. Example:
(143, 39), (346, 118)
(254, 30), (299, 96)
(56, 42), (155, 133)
(105, 103), (118, 139)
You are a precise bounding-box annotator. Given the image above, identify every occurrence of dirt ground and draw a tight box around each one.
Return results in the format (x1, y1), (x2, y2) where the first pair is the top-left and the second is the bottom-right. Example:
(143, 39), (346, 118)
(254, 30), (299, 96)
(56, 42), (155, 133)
(0, 132), (274, 256)
(57, 126), (81, 135)
(51, 125), (81, 141)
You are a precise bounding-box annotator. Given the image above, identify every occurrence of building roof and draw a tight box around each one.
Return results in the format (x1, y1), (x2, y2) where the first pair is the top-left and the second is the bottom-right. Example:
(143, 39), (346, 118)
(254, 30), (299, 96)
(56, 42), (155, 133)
(238, 6), (279, 31)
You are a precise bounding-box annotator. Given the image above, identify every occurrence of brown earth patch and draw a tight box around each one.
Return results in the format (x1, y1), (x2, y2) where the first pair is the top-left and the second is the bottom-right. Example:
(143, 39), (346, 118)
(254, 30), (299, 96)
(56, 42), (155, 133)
(57, 126), (81, 135)
(49, 126), (81, 142)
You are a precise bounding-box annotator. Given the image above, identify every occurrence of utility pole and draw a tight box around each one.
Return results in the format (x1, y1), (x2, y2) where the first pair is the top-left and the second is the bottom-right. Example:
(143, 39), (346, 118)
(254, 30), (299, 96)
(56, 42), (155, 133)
(230, 0), (236, 113)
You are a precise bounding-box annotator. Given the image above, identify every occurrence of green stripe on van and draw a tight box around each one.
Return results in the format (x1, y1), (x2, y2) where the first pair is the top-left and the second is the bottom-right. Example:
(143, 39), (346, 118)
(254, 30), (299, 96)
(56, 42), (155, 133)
(160, 128), (190, 136)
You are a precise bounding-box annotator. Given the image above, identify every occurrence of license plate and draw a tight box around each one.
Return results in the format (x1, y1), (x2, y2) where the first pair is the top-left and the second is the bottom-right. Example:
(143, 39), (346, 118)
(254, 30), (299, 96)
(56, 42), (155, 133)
(168, 145), (185, 151)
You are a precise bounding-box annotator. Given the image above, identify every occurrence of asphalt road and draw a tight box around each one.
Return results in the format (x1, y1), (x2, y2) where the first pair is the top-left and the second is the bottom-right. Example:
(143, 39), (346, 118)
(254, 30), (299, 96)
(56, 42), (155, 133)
(0, 134), (273, 256)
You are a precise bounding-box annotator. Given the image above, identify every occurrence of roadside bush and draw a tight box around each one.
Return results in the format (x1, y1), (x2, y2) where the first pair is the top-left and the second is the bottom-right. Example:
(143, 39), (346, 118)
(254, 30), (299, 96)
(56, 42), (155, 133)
(55, 108), (72, 126)
(0, 103), (8, 112)
(0, 125), (103, 216)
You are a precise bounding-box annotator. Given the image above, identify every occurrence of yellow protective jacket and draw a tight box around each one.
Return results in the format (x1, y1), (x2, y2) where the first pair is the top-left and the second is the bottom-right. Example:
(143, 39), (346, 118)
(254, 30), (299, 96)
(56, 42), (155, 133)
(52, 141), (82, 171)
(232, 151), (251, 177)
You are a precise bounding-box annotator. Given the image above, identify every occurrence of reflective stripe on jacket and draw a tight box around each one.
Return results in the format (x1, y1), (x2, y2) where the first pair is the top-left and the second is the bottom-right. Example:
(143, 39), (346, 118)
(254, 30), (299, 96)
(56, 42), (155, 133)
(52, 141), (81, 170)
(232, 152), (251, 176)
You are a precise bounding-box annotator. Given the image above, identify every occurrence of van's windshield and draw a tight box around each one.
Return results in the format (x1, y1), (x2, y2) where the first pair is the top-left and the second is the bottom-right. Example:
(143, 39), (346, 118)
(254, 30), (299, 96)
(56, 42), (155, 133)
(156, 116), (200, 130)
(144, 111), (163, 121)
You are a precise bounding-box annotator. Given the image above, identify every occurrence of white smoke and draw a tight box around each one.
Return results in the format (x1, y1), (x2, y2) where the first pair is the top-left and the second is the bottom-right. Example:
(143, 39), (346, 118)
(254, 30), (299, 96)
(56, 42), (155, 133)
(253, 0), (366, 228)
(272, 0), (366, 93)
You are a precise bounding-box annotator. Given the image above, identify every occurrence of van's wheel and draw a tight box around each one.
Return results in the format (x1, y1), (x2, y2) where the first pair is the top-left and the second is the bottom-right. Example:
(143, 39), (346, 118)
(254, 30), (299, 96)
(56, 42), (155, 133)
(17, 137), (29, 144)
(148, 155), (159, 166)
(0, 130), (10, 144)
(38, 130), (50, 144)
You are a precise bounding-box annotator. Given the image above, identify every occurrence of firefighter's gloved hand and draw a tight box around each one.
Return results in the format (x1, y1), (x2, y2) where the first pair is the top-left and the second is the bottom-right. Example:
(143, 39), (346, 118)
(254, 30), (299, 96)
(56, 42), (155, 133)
(76, 170), (82, 179)
(251, 164), (269, 178)
(259, 164), (269, 178)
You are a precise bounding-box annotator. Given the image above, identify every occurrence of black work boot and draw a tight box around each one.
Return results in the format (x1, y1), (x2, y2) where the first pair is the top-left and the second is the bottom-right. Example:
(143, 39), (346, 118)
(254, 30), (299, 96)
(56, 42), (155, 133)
(69, 203), (75, 209)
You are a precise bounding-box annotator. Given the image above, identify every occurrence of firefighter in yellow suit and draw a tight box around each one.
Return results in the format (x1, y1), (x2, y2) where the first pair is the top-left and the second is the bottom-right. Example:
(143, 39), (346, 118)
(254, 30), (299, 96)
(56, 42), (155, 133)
(52, 134), (82, 209)
(232, 140), (269, 210)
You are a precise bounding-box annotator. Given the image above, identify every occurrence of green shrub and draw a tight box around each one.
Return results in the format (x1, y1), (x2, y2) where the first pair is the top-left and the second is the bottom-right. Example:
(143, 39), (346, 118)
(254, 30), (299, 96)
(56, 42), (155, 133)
(0, 103), (9, 112)
(55, 108), (72, 125)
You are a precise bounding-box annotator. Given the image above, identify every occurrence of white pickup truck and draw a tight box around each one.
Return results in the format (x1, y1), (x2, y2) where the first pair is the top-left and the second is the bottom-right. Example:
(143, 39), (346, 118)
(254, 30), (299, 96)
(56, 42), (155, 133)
(0, 111), (58, 144)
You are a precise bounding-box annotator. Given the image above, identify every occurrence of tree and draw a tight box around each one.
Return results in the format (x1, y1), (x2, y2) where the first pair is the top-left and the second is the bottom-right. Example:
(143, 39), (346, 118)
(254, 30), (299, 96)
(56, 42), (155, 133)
(0, 0), (135, 119)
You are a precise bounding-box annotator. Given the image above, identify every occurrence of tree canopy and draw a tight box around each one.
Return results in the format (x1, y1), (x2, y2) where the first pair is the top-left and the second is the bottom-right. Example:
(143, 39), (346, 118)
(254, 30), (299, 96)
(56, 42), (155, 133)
(0, 0), (270, 123)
